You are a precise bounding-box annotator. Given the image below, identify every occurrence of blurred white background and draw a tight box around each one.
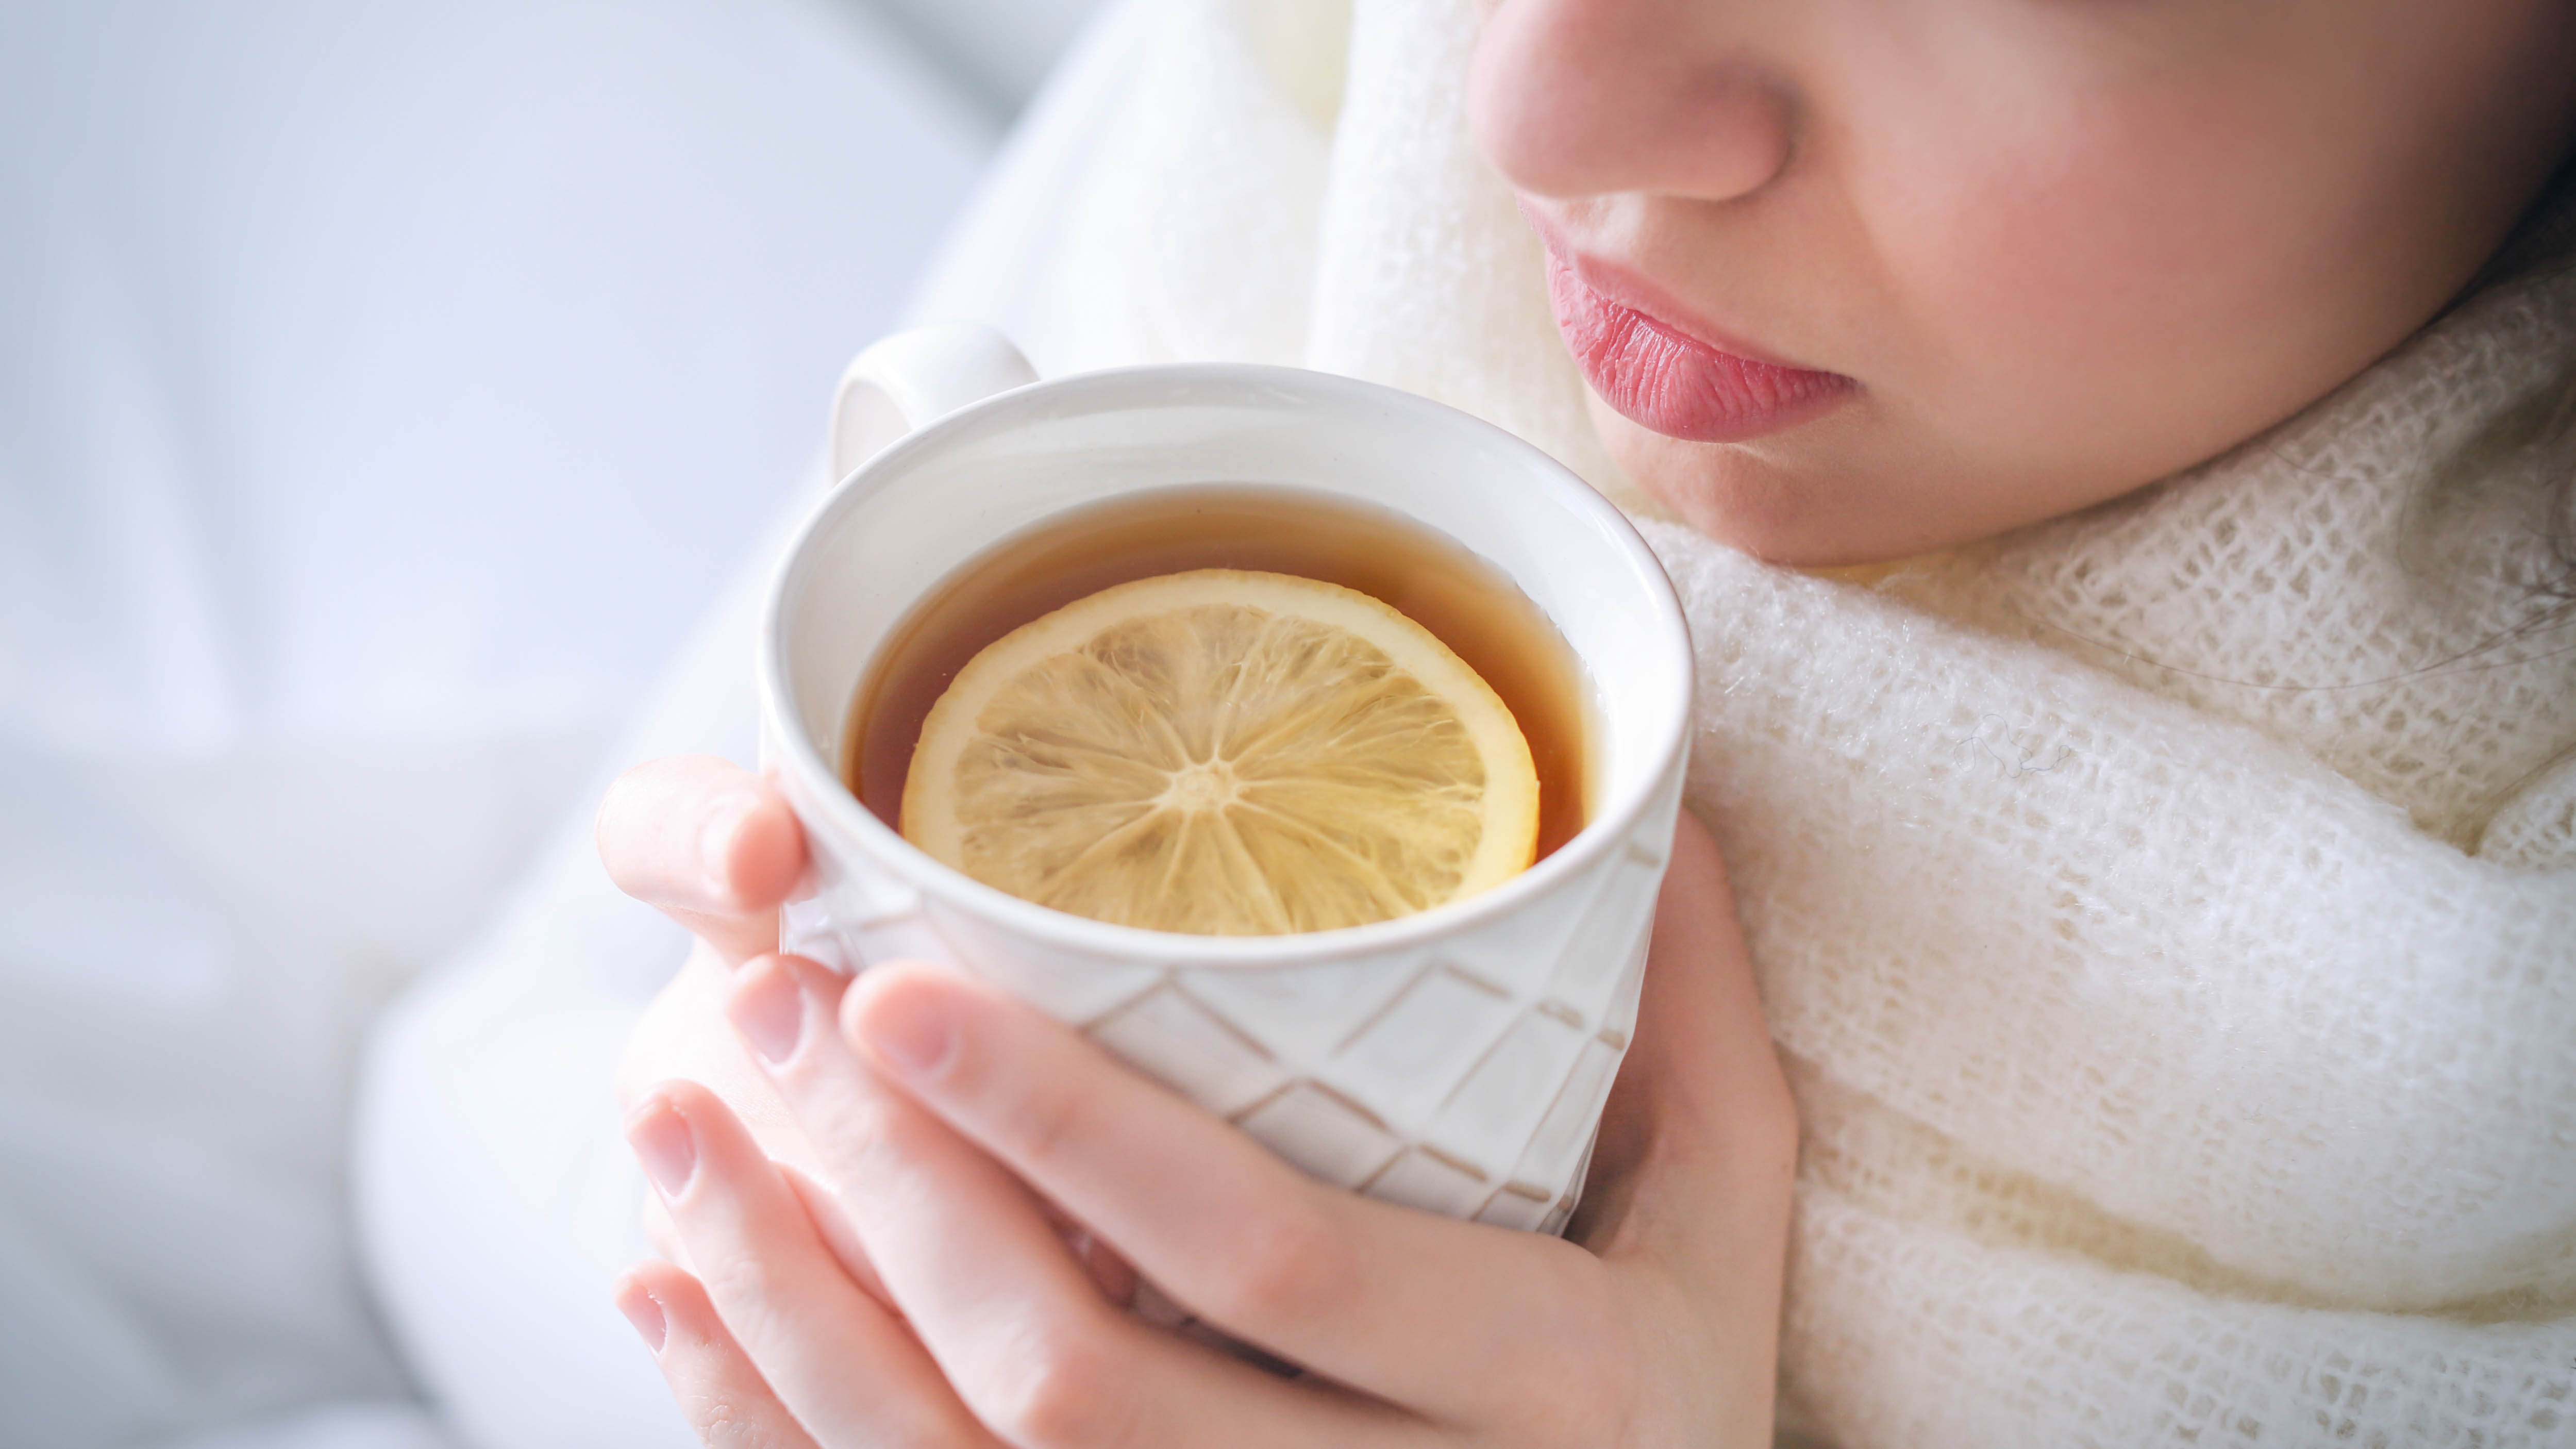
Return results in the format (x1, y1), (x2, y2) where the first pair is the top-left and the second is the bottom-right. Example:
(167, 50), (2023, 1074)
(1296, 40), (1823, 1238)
(0, 2), (1100, 1445)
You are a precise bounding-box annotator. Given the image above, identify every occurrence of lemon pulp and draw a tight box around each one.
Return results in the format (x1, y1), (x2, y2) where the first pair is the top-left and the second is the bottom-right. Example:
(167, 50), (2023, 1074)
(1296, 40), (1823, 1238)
(900, 568), (1540, 935)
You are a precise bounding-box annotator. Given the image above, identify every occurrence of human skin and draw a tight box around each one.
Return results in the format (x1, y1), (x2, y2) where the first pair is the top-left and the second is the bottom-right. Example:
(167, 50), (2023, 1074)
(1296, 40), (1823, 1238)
(604, 762), (1793, 1448)
(603, 1), (2576, 1443)
(1471, 0), (2576, 564)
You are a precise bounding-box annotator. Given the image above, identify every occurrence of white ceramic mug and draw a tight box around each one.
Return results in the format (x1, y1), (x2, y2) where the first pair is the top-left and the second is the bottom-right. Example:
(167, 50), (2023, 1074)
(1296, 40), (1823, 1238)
(764, 324), (1692, 1233)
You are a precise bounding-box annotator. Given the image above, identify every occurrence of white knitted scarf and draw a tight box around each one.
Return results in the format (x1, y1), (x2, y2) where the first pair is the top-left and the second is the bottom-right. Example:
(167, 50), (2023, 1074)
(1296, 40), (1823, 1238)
(918, 1), (2576, 1442)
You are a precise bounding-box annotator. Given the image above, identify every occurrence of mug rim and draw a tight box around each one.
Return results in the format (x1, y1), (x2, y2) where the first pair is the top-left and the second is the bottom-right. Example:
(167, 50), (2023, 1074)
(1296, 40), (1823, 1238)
(760, 361), (1695, 969)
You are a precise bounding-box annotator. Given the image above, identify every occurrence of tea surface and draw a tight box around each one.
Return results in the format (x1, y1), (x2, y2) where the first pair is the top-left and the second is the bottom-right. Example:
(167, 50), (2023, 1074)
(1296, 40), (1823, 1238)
(846, 485), (1595, 866)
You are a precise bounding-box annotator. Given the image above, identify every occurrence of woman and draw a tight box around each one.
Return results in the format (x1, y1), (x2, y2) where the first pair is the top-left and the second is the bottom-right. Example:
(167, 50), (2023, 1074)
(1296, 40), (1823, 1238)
(365, 1), (2576, 1444)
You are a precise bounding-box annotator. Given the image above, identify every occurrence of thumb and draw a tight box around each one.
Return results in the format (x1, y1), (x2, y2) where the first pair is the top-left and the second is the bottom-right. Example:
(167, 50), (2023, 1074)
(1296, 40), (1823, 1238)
(1575, 808), (1798, 1263)
(598, 754), (808, 966)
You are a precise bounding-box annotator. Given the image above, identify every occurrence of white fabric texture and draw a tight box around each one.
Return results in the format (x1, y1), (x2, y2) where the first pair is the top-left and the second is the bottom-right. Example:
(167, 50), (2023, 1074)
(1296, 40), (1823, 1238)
(2, 1), (993, 1445)
(355, 0), (2576, 1445)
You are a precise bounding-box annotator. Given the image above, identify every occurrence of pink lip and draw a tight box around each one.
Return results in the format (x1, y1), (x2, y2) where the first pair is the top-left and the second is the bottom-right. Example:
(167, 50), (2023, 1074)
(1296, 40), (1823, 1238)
(1544, 248), (1853, 443)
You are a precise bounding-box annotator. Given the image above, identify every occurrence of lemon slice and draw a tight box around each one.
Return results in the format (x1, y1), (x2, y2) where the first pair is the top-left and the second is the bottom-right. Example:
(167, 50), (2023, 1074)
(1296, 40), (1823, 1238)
(901, 568), (1540, 935)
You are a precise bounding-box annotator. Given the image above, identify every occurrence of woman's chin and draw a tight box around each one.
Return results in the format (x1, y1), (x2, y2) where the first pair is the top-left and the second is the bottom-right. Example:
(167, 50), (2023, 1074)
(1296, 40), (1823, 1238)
(1592, 395), (1873, 567)
(1590, 392), (1993, 570)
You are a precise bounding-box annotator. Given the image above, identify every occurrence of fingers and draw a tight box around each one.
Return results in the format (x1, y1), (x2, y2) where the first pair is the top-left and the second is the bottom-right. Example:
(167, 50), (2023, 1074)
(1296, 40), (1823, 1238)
(1578, 809), (1798, 1264)
(1565, 810), (1794, 1445)
(599, 755), (806, 965)
(626, 1078), (999, 1446)
(826, 958), (1628, 1429)
(779, 1163), (899, 1311)
(614, 1260), (822, 1449)
(644, 1192), (682, 1268)
(725, 955), (1419, 1449)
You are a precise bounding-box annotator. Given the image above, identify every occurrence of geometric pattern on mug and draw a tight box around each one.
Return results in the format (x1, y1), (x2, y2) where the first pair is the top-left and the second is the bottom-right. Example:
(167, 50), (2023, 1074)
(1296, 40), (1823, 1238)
(779, 768), (1684, 1237)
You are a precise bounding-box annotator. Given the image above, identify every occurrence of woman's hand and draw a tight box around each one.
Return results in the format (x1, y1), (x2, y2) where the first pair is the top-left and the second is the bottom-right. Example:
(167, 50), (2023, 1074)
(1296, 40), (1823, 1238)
(597, 755), (821, 1236)
(609, 785), (1798, 1448)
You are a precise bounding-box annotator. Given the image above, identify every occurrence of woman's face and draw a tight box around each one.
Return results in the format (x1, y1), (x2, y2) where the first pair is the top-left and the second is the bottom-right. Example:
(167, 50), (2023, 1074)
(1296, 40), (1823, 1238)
(1469, 0), (2576, 565)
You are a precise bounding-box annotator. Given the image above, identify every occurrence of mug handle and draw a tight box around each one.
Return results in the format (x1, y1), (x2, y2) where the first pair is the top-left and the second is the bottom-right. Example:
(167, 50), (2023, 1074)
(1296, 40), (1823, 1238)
(829, 322), (1040, 482)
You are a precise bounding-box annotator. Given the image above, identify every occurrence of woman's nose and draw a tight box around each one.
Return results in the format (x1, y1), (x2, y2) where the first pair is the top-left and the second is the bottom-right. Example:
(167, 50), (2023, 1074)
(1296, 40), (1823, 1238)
(1468, 0), (1796, 203)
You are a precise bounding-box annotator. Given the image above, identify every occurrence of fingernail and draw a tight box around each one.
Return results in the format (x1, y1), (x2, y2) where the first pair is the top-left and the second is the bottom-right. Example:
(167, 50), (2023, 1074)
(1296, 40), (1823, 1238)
(628, 1103), (697, 1198)
(617, 1282), (667, 1354)
(699, 796), (755, 894)
(728, 961), (806, 1065)
(859, 984), (954, 1079)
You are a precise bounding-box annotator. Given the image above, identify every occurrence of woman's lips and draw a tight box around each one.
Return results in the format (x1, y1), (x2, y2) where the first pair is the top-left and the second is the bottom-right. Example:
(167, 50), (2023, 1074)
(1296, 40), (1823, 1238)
(1545, 249), (1853, 443)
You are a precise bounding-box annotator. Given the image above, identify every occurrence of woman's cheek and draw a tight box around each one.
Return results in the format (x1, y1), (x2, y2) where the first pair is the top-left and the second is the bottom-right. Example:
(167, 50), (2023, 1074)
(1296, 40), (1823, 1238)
(1874, 87), (2341, 489)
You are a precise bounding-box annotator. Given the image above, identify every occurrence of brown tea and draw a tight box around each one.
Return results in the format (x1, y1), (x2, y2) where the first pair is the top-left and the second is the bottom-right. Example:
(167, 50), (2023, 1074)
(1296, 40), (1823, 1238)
(845, 484), (1596, 867)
